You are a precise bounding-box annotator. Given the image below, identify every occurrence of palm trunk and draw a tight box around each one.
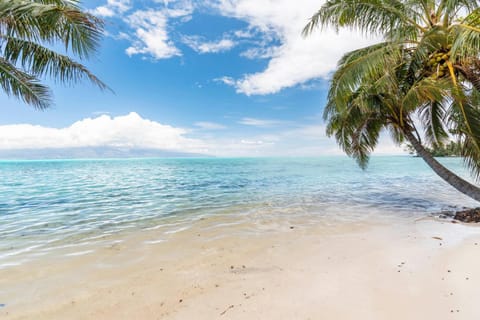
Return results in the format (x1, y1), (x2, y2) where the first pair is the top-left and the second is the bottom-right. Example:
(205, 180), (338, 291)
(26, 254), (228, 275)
(404, 130), (480, 202)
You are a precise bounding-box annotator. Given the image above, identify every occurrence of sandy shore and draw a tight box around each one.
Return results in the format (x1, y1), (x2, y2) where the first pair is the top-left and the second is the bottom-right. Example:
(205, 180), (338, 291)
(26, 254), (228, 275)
(1, 215), (480, 319)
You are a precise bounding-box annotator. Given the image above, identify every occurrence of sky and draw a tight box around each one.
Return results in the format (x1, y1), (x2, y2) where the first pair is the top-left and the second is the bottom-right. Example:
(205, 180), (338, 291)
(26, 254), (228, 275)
(0, 0), (405, 157)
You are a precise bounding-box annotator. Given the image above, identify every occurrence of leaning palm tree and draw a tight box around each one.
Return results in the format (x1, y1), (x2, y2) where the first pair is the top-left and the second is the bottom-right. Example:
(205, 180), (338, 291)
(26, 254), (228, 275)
(0, 0), (108, 109)
(304, 0), (480, 202)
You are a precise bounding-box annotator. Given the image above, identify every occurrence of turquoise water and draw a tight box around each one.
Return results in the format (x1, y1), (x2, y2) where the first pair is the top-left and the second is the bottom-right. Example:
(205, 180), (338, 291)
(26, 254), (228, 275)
(0, 156), (477, 266)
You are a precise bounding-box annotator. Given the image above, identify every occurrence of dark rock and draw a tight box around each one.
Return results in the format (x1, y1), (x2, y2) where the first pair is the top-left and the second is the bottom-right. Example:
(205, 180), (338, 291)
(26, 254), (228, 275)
(454, 208), (480, 223)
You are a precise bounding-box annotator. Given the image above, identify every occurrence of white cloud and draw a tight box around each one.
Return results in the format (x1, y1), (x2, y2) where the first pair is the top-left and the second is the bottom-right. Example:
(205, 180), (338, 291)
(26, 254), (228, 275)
(91, 0), (131, 17)
(213, 0), (380, 95)
(182, 36), (237, 54)
(0, 113), (405, 158)
(125, 9), (184, 59)
(288, 124), (328, 140)
(215, 76), (236, 86)
(93, 6), (115, 17)
(93, 0), (380, 94)
(240, 139), (271, 145)
(240, 46), (277, 59)
(0, 113), (207, 153)
(183, 35), (236, 53)
(234, 29), (254, 38)
(238, 117), (286, 127)
(194, 121), (227, 130)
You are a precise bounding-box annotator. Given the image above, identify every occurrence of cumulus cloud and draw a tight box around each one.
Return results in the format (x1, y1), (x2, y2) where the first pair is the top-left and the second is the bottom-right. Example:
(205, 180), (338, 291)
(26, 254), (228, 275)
(211, 0), (379, 95)
(91, 0), (131, 17)
(0, 113), (405, 158)
(125, 9), (186, 59)
(92, 0), (380, 92)
(91, 0), (194, 59)
(0, 113), (207, 153)
(182, 35), (236, 53)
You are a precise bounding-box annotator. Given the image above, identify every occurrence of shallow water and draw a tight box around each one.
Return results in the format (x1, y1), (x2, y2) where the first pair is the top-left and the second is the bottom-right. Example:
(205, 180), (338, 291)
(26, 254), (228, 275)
(0, 156), (477, 266)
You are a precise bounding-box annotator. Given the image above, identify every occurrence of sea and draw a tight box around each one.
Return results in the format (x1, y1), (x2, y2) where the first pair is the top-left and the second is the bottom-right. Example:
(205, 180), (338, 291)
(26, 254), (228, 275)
(0, 156), (477, 268)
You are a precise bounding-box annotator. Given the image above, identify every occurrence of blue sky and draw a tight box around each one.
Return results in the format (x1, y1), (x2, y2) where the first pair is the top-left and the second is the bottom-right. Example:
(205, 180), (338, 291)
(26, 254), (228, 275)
(0, 0), (403, 157)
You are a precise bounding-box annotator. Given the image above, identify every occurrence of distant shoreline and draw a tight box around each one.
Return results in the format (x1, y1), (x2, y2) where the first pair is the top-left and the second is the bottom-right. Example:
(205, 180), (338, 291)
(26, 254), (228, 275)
(0, 154), (411, 162)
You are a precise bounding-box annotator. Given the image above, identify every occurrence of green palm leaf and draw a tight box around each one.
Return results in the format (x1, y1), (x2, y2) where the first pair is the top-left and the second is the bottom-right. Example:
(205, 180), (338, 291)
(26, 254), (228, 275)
(3, 36), (108, 89)
(0, 57), (51, 109)
(303, 0), (425, 37)
(0, 0), (107, 109)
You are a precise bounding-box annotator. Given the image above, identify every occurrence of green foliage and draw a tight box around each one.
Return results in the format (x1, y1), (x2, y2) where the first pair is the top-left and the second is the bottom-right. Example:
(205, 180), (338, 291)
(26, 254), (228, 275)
(405, 140), (463, 157)
(0, 0), (108, 109)
(305, 0), (480, 181)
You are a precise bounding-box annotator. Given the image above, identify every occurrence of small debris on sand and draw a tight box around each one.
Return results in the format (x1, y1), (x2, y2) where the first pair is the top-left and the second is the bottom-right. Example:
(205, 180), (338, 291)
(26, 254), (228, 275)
(220, 304), (234, 316)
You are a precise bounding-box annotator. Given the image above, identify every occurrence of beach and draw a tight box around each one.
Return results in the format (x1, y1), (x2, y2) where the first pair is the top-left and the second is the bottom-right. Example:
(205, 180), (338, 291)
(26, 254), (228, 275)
(1, 157), (480, 319)
(1, 214), (480, 319)
(4, 0), (480, 317)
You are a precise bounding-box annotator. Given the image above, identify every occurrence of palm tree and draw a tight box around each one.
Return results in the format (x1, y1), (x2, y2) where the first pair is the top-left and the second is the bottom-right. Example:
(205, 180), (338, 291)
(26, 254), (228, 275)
(0, 0), (108, 109)
(303, 0), (480, 201)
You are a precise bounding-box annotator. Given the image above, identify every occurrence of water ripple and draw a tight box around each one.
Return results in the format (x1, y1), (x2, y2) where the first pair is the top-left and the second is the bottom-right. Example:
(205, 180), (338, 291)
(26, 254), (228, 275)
(0, 157), (477, 266)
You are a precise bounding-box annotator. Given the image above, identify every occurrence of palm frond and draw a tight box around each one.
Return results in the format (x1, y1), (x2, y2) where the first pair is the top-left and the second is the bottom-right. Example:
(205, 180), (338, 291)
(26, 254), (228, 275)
(402, 77), (450, 116)
(419, 101), (449, 147)
(438, 0), (480, 21)
(0, 0), (103, 58)
(455, 59), (480, 91)
(3, 36), (109, 90)
(327, 42), (401, 114)
(449, 8), (480, 59)
(0, 0), (107, 108)
(448, 91), (480, 180)
(303, 0), (425, 37)
(326, 99), (386, 169)
(0, 57), (51, 109)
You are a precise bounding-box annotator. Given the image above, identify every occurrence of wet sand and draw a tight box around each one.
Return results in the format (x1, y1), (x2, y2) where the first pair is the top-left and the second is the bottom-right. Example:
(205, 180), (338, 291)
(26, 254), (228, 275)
(1, 215), (480, 319)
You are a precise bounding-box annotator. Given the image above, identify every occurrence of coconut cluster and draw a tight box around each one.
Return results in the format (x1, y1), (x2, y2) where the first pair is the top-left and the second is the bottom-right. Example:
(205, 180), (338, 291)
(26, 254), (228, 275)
(426, 45), (452, 79)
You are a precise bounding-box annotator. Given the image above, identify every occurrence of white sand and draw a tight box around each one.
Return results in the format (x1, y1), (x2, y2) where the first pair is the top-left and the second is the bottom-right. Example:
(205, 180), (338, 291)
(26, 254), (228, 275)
(1, 216), (480, 319)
